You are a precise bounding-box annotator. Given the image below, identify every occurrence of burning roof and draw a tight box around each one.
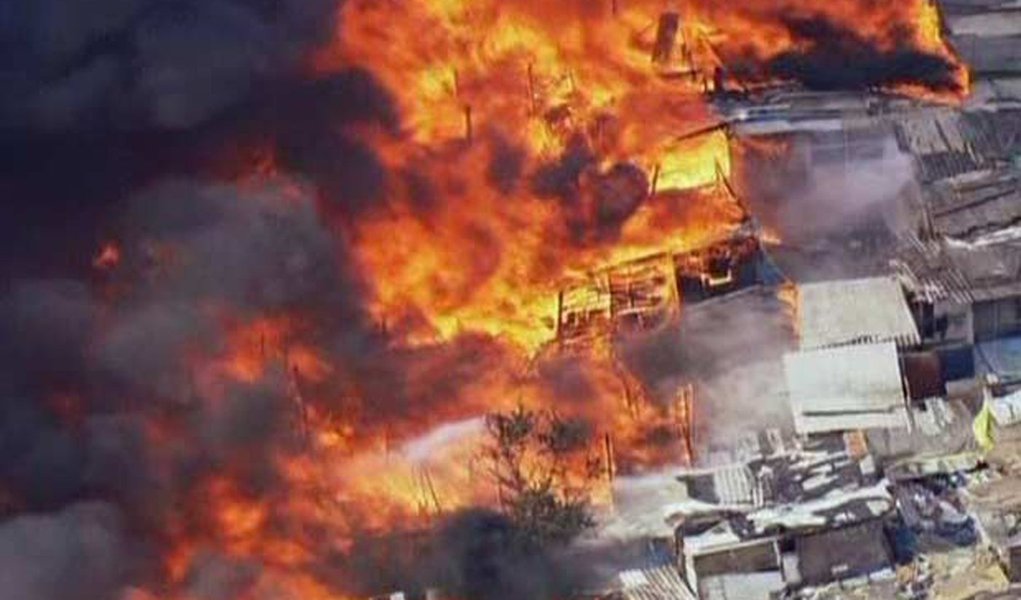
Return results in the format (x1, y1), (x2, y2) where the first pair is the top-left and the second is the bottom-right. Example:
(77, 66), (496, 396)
(0, 0), (980, 598)
(554, 229), (773, 350)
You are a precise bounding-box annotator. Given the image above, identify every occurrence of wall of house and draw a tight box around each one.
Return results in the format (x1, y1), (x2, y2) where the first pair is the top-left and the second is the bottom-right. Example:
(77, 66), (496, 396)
(688, 539), (779, 583)
(680, 537), (781, 596)
(973, 296), (1021, 342)
(794, 520), (892, 587)
(916, 300), (973, 346)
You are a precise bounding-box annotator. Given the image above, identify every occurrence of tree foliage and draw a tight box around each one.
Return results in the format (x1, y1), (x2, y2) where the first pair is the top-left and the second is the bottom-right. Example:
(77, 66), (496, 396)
(482, 406), (599, 547)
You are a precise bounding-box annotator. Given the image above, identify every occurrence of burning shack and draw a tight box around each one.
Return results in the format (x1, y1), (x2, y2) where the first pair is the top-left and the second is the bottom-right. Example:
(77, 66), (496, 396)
(554, 230), (777, 349)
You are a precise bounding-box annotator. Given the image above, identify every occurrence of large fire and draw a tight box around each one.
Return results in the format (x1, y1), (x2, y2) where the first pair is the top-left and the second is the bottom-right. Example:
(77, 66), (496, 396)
(62, 1), (967, 598)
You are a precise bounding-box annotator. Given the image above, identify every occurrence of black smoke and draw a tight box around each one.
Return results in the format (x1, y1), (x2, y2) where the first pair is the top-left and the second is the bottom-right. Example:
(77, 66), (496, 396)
(531, 137), (650, 246)
(432, 510), (571, 600)
(0, 0), (397, 281)
(766, 14), (962, 92)
(1, 0), (338, 132)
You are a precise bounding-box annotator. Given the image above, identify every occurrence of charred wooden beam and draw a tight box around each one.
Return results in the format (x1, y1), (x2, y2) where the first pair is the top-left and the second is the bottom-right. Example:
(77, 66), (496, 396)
(603, 432), (616, 484)
(652, 12), (681, 65)
(527, 62), (537, 115)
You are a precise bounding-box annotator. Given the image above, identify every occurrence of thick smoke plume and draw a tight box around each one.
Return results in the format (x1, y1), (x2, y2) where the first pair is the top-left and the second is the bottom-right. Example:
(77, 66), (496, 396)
(618, 287), (797, 450)
(0, 0), (969, 598)
(1, 0), (338, 131)
(767, 15), (964, 92)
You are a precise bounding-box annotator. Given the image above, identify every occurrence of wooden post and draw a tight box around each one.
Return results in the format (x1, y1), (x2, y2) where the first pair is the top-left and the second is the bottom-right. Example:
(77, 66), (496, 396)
(421, 468), (442, 515)
(527, 63), (537, 115)
(555, 289), (565, 341)
(650, 163), (661, 197)
(652, 12), (681, 66)
(603, 432), (616, 484)
(290, 365), (310, 447)
(677, 384), (695, 465)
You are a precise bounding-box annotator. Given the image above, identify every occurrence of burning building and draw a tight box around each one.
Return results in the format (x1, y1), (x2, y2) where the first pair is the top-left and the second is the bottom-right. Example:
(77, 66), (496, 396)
(554, 226), (780, 351)
(0, 0), (986, 599)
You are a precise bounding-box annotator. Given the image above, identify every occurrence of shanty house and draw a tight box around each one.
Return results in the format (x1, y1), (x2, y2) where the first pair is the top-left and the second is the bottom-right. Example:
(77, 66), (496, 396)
(675, 483), (896, 596)
(896, 233), (1021, 369)
(675, 521), (783, 600)
(669, 433), (894, 596)
(792, 519), (893, 587)
(554, 230), (780, 349)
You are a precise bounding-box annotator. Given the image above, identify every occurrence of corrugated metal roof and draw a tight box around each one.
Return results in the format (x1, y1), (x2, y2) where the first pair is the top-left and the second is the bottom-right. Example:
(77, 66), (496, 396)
(711, 465), (757, 506)
(893, 233), (975, 303)
(894, 109), (987, 181)
(894, 233), (1021, 304)
(619, 565), (697, 600)
(928, 170), (1021, 241)
(939, 1), (1021, 75)
(797, 277), (921, 350)
(784, 342), (910, 435)
(893, 109), (1021, 182)
(701, 572), (785, 600)
(938, 0), (1021, 15)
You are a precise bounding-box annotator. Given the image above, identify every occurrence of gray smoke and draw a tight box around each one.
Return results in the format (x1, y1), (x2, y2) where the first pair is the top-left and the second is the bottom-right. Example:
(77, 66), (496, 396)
(1, 0), (338, 131)
(741, 131), (913, 280)
(0, 502), (130, 600)
(619, 287), (796, 452)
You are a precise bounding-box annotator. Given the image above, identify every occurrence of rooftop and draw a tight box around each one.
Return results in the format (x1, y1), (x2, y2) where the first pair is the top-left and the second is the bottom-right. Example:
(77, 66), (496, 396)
(945, 9), (1021, 38)
(796, 277), (921, 350)
(926, 170), (1021, 242)
(784, 342), (911, 435)
(667, 434), (888, 547)
(893, 109), (1021, 182)
(894, 233), (1021, 303)
(618, 565), (697, 600)
(937, 1), (1021, 74)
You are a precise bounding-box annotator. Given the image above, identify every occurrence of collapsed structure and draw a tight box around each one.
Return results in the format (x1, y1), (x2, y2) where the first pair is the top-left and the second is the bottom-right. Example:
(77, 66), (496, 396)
(554, 228), (779, 351)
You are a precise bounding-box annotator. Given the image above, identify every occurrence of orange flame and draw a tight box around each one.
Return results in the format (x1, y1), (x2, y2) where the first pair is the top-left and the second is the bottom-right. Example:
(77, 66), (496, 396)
(129, 1), (970, 597)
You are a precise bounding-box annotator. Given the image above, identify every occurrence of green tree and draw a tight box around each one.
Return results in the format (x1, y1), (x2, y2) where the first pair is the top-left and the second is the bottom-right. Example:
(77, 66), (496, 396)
(482, 406), (599, 546)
